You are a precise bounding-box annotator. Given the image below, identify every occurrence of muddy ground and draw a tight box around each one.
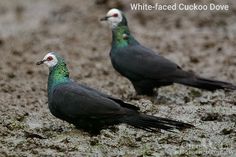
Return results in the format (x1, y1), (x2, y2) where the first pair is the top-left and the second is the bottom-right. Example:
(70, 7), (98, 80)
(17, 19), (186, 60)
(0, 0), (235, 156)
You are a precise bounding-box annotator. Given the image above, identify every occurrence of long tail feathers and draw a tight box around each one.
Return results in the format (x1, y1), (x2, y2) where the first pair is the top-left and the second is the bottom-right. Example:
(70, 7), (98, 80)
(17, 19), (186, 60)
(122, 114), (194, 132)
(177, 76), (236, 91)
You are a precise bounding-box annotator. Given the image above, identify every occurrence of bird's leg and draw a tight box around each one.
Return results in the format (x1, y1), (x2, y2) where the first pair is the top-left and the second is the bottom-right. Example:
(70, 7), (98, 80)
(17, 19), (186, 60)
(131, 81), (155, 96)
(153, 88), (159, 97)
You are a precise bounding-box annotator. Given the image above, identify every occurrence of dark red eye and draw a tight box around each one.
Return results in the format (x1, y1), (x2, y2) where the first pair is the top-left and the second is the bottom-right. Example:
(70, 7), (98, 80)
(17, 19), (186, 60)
(113, 13), (118, 17)
(47, 56), (53, 61)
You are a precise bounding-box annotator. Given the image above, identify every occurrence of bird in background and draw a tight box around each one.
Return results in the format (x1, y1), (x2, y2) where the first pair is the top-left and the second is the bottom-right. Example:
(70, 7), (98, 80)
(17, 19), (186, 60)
(100, 8), (236, 96)
(36, 52), (193, 135)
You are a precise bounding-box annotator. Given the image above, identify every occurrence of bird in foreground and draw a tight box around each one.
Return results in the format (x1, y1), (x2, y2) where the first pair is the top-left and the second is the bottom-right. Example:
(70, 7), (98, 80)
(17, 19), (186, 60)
(100, 8), (236, 96)
(36, 52), (193, 135)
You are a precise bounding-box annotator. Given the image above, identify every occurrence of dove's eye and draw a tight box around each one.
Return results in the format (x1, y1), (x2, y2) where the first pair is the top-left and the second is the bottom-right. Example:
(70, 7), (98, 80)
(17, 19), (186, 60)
(47, 56), (53, 61)
(113, 13), (118, 17)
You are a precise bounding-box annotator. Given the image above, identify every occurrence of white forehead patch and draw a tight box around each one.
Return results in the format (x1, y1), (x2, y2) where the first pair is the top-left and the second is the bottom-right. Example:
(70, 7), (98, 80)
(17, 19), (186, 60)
(106, 8), (123, 28)
(43, 52), (58, 67)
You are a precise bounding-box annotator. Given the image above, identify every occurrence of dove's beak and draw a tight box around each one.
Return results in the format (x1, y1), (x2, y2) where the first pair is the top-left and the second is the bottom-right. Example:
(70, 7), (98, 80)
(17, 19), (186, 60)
(100, 16), (110, 21)
(36, 59), (46, 65)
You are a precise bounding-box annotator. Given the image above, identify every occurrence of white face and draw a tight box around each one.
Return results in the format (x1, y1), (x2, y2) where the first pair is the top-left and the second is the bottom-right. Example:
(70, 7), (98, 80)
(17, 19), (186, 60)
(106, 9), (123, 28)
(42, 53), (58, 67)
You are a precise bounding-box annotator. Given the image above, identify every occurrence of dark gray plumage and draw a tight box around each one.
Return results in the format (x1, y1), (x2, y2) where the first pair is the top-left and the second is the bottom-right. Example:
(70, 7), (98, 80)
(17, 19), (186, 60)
(101, 8), (236, 96)
(37, 52), (193, 135)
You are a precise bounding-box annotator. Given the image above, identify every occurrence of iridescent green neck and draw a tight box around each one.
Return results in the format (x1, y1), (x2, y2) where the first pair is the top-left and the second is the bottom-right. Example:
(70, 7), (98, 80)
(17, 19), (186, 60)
(112, 25), (139, 49)
(48, 62), (70, 94)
